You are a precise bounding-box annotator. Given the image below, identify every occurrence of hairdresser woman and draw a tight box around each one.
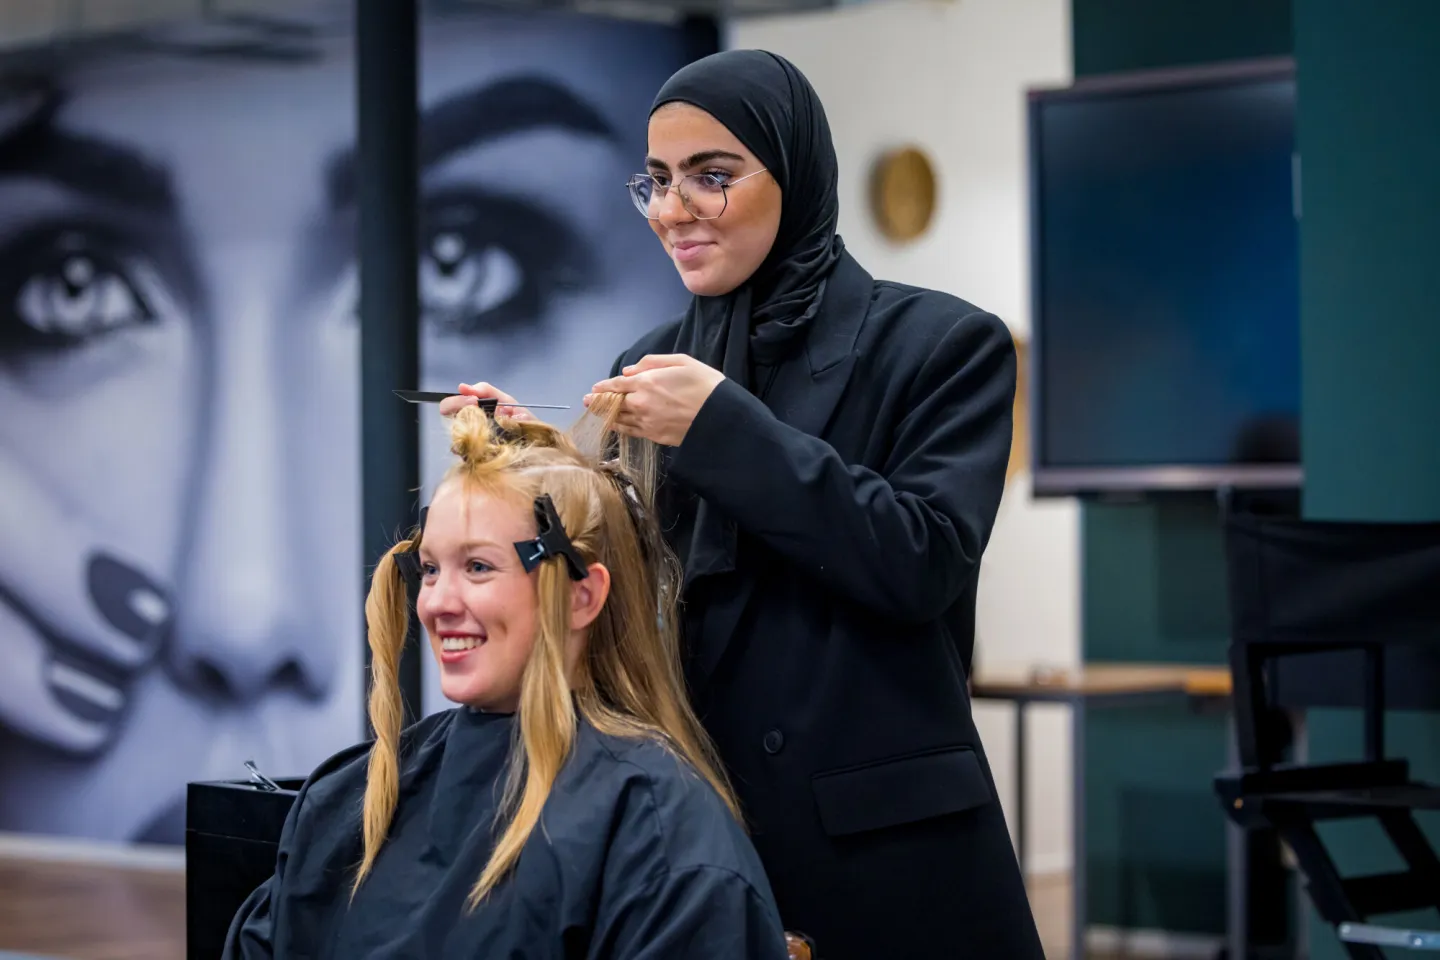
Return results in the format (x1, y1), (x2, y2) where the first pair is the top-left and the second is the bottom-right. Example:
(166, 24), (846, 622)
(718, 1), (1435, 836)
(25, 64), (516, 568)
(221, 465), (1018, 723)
(445, 49), (1043, 959)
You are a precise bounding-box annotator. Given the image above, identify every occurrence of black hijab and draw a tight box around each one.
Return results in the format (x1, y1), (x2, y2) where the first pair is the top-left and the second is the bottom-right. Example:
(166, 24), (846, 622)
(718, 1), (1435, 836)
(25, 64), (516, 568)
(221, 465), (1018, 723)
(652, 48), (845, 374)
(650, 49), (847, 589)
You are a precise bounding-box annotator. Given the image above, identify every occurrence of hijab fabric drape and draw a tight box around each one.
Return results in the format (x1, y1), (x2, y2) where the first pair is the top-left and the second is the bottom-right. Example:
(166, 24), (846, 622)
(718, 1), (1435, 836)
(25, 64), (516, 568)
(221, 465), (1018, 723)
(653, 48), (844, 369)
(649, 49), (847, 586)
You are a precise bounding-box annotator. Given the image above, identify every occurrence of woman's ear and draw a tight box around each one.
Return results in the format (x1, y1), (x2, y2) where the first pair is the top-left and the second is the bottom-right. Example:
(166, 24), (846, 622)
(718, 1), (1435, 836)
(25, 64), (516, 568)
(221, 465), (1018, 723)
(569, 563), (611, 631)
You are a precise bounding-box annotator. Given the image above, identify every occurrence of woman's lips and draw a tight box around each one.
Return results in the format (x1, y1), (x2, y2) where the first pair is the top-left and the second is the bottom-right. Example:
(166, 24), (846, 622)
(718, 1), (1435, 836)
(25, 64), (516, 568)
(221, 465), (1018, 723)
(439, 633), (485, 665)
(671, 240), (713, 264)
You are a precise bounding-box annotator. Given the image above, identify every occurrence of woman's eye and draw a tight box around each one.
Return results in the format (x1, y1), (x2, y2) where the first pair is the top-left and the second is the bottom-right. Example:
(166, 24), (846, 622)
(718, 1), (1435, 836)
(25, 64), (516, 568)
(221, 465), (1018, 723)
(418, 191), (595, 337)
(466, 560), (491, 575)
(698, 172), (731, 188)
(422, 231), (522, 324)
(1, 229), (155, 352)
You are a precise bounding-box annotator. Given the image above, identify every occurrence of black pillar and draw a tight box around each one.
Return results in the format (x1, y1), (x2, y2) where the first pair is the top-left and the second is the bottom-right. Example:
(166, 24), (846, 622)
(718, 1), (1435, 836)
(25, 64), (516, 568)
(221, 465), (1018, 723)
(356, 0), (423, 729)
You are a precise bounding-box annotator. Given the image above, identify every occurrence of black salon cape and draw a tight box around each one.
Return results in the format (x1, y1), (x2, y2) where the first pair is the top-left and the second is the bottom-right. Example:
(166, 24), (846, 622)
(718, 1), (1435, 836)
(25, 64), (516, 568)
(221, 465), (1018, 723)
(222, 707), (788, 960)
(611, 252), (1046, 959)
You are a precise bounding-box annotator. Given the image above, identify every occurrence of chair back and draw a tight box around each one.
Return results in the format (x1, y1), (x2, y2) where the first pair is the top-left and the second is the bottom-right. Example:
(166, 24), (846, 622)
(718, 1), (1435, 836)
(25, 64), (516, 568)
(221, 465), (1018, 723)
(1223, 507), (1440, 767)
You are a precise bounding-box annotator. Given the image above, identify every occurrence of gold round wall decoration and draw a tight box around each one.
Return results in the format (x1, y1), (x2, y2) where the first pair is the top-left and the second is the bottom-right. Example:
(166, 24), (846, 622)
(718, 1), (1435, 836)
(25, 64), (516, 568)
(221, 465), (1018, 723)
(869, 146), (938, 243)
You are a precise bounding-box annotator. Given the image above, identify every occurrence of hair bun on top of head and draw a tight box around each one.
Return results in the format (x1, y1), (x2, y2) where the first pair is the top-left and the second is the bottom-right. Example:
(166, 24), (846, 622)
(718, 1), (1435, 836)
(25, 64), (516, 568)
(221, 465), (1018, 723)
(441, 395), (658, 556)
(447, 402), (563, 466)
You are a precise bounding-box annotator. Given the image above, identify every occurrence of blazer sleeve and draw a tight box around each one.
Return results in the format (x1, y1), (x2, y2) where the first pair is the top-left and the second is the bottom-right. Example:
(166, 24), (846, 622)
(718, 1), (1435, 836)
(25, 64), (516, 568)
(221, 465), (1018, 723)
(667, 309), (1015, 624)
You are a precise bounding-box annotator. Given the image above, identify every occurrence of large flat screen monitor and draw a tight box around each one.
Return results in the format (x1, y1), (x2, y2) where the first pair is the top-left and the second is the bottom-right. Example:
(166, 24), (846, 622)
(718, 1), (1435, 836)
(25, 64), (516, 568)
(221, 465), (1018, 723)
(1027, 57), (1301, 497)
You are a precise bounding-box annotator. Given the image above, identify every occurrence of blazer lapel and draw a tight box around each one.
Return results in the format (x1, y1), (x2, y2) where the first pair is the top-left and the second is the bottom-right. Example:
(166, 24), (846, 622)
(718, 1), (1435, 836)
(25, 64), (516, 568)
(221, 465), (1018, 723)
(676, 298), (752, 590)
(775, 252), (873, 438)
(687, 252), (874, 693)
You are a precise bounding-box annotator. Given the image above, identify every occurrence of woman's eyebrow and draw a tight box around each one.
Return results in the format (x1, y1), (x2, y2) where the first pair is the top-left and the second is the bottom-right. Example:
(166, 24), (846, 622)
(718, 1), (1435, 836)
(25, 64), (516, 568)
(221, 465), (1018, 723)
(325, 75), (619, 209)
(645, 149), (746, 173)
(0, 118), (176, 215)
(420, 538), (504, 557)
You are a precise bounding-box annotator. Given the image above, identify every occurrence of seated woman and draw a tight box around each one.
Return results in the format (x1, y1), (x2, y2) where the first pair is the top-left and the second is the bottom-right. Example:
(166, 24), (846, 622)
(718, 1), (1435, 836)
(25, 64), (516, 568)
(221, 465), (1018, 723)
(223, 400), (790, 959)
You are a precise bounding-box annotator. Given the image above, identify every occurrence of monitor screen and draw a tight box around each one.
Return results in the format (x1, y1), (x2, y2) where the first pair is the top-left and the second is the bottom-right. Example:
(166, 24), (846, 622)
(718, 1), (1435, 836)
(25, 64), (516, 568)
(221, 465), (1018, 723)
(1028, 60), (1301, 496)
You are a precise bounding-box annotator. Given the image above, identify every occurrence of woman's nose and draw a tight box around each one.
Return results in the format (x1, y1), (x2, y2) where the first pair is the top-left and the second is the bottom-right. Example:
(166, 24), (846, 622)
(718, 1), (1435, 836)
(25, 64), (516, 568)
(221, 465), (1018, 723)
(418, 574), (464, 622)
(167, 310), (332, 705)
(656, 186), (693, 228)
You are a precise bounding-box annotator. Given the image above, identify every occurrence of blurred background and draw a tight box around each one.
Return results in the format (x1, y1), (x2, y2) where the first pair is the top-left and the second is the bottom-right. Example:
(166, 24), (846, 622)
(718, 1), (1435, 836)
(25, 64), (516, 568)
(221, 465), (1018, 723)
(0, 1), (1437, 959)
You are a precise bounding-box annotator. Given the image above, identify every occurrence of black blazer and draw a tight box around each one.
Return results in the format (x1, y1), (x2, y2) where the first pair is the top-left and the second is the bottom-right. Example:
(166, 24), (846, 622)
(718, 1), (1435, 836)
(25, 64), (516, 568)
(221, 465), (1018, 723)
(612, 254), (1044, 960)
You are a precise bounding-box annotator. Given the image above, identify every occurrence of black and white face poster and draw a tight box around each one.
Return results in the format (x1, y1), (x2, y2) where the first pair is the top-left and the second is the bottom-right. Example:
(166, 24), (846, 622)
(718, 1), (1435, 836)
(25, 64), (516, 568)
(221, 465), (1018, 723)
(0, 3), (703, 844)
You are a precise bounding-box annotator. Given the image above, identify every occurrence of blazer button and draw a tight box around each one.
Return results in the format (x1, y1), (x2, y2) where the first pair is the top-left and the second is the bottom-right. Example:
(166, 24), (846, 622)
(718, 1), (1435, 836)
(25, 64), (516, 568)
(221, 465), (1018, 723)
(763, 729), (785, 755)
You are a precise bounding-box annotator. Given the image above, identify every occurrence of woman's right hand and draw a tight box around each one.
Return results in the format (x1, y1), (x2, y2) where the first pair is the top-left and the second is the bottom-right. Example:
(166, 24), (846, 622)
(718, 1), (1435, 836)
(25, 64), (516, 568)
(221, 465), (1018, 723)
(437, 382), (533, 422)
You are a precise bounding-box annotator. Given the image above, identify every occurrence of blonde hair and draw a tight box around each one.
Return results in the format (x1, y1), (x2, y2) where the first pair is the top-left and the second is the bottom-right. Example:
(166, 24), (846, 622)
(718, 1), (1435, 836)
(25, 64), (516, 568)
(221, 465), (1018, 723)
(353, 396), (737, 909)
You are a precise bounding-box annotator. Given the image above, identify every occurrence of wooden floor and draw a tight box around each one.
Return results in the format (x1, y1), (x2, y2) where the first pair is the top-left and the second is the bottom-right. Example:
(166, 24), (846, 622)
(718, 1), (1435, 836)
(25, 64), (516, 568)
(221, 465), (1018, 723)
(0, 857), (185, 960)
(1031, 872), (1073, 957)
(0, 856), (1072, 959)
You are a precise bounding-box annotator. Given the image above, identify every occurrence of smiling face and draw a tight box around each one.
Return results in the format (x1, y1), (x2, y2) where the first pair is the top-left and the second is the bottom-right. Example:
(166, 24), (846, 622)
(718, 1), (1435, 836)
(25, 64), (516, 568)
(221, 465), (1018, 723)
(644, 103), (782, 297)
(418, 482), (540, 712)
(416, 475), (611, 712)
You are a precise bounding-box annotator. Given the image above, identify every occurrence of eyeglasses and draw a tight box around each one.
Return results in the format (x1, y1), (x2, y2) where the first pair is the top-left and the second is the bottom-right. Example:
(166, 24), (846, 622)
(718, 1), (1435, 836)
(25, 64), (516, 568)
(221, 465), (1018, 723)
(626, 169), (768, 221)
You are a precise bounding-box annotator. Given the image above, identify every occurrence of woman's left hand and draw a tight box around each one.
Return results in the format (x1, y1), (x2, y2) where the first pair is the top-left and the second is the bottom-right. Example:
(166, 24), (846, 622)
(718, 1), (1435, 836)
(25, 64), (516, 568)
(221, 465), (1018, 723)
(586, 354), (725, 446)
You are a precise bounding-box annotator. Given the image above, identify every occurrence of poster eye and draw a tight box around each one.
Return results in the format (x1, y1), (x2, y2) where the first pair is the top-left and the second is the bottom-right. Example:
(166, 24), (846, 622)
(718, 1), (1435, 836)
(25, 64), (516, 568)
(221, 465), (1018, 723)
(2, 228), (157, 353)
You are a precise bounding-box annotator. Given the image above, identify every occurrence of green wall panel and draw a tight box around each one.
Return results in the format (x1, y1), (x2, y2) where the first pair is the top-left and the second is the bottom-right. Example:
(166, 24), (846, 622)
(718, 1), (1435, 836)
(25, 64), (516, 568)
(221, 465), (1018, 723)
(1293, 0), (1440, 954)
(1073, 0), (1291, 77)
(1071, 0), (1294, 936)
(1073, 0), (1440, 946)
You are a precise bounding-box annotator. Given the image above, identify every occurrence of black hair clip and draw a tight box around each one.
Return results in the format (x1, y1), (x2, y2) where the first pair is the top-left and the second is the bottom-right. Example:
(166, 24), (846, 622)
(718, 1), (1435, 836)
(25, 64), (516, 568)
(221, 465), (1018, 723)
(514, 494), (587, 581)
(393, 506), (429, 600)
(490, 419), (523, 445)
(602, 461), (647, 519)
(597, 459), (657, 568)
(464, 399), (523, 443)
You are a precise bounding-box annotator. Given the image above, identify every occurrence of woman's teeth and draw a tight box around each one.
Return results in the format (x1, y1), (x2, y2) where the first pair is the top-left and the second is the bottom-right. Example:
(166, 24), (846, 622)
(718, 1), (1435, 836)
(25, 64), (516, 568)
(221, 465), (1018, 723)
(442, 636), (482, 652)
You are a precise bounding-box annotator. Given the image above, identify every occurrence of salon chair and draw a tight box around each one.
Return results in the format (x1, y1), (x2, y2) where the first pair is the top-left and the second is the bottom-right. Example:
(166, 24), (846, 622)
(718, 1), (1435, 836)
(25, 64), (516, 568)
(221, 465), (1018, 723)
(1215, 501), (1440, 958)
(186, 778), (822, 960)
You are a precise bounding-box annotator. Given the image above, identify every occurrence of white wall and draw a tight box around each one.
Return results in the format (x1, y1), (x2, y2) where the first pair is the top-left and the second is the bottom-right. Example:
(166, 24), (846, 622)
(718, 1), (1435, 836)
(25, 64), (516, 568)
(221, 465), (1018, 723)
(732, 0), (1081, 877)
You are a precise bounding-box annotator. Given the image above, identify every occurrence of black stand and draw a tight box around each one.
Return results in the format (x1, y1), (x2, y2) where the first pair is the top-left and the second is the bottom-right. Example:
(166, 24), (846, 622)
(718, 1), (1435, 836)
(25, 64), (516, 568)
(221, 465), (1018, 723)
(185, 779), (303, 959)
